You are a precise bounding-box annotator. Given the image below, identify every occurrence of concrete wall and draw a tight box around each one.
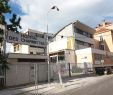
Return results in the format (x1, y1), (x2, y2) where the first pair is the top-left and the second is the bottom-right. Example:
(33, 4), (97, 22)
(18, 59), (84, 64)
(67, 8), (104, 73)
(29, 47), (44, 54)
(49, 38), (68, 53)
(74, 33), (95, 44)
(6, 63), (49, 87)
(6, 53), (51, 87)
(65, 50), (76, 64)
(54, 24), (73, 41)
(75, 48), (93, 69)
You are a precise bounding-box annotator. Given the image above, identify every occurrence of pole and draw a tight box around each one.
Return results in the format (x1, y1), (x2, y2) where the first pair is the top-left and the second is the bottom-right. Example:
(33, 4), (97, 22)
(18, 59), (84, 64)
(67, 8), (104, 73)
(34, 63), (38, 95)
(3, 24), (7, 86)
(46, 12), (50, 84)
(3, 25), (7, 56)
(56, 54), (63, 87)
(46, 5), (59, 84)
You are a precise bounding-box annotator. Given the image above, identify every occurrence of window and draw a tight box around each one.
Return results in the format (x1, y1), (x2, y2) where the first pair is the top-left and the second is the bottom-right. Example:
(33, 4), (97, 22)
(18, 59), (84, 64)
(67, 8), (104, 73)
(0, 48), (1, 54)
(18, 58), (46, 62)
(75, 39), (93, 47)
(14, 44), (20, 52)
(50, 56), (57, 63)
(30, 52), (33, 54)
(95, 54), (104, 60)
(14, 46), (16, 52)
(35, 33), (44, 38)
(100, 36), (103, 42)
(58, 56), (65, 61)
(75, 28), (93, 38)
(99, 45), (104, 50)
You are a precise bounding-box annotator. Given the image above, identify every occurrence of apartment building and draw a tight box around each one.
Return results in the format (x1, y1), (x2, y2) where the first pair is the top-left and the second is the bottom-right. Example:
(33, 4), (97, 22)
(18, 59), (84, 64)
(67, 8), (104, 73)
(93, 21), (113, 71)
(49, 20), (113, 76)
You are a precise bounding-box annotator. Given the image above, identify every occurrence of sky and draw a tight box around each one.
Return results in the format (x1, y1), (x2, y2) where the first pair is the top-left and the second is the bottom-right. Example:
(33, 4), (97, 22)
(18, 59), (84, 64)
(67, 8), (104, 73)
(8, 0), (113, 33)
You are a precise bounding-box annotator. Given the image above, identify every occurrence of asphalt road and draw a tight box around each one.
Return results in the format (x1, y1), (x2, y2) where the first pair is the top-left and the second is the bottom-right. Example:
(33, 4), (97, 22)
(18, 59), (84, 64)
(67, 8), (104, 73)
(68, 75), (113, 95)
(17, 75), (113, 95)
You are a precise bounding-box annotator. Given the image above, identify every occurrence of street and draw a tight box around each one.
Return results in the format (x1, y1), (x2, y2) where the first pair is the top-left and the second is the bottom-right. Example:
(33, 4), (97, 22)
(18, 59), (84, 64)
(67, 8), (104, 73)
(16, 75), (113, 95)
(74, 75), (113, 95)
(61, 75), (113, 95)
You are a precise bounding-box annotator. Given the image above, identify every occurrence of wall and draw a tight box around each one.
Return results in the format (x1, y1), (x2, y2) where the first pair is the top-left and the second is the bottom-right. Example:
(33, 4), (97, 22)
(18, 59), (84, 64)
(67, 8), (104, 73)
(74, 33), (95, 44)
(6, 62), (49, 86)
(94, 31), (113, 52)
(65, 50), (76, 64)
(29, 47), (44, 54)
(55, 24), (73, 41)
(49, 38), (68, 53)
(75, 48), (93, 69)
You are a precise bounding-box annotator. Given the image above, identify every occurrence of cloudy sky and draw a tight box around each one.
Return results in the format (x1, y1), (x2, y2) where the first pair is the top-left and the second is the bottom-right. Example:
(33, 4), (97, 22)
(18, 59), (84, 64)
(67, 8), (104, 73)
(9, 0), (113, 33)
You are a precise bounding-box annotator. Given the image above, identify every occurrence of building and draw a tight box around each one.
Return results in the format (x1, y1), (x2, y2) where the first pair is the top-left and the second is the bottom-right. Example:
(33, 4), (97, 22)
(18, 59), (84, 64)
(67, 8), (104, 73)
(10, 29), (53, 55)
(49, 20), (113, 76)
(93, 21), (113, 72)
(1, 29), (54, 87)
(6, 53), (48, 86)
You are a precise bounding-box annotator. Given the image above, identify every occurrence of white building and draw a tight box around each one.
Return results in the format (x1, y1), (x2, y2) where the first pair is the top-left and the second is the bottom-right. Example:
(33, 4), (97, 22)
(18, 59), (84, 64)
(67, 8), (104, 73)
(10, 29), (53, 55)
(1, 29), (54, 87)
(49, 20), (113, 76)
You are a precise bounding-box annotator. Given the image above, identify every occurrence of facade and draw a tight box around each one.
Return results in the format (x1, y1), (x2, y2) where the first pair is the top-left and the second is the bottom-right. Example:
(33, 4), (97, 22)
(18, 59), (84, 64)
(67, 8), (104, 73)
(6, 53), (51, 86)
(93, 21), (113, 67)
(3, 29), (54, 87)
(10, 29), (53, 55)
(49, 20), (113, 75)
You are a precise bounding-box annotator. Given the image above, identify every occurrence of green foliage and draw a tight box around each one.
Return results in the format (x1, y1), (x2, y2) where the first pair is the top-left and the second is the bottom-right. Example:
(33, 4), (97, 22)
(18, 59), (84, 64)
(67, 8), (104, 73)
(0, 0), (11, 14)
(0, 37), (3, 42)
(0, 54), (9, 70)
(0, 28), (4, 35)
(7, 14), (22, 33)
(0, 15), (6, 25)
(0, 0), (11, 25)
(0, 29), (4, 42)
(0, 0), (22, 33)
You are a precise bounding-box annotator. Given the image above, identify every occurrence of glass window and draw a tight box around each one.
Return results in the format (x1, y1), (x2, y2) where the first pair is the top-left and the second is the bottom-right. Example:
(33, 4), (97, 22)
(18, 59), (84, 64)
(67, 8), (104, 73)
(30, 52), (33, 54)
(99, 45), (104, 50)
(75, 28), (92, 38)
(50, 56), (57, 63)
(58, 56), (65, 61)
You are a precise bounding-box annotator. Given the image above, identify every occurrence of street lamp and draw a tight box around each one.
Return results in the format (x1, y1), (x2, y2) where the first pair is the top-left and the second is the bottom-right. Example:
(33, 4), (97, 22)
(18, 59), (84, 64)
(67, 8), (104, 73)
(46, 6), (59, 83)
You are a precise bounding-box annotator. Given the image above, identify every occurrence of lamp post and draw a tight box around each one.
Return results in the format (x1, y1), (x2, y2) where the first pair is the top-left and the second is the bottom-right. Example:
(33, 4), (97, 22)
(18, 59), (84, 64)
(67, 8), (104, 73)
(46, 6), (59, 83)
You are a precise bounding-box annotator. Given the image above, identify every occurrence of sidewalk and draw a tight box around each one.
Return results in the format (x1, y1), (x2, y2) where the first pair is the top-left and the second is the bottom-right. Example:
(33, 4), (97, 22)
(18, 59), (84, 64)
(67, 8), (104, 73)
(0, 74), (111, 95)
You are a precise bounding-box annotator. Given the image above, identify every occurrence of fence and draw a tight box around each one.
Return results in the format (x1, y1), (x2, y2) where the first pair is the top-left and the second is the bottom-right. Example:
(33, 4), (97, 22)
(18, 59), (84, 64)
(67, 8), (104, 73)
(6, 63), (52, 87)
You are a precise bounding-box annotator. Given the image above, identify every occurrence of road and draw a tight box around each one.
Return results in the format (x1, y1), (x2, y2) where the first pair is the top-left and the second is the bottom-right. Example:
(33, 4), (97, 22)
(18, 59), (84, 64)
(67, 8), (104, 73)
(15, 75), (113, 95)
(66, 75), (113, 95)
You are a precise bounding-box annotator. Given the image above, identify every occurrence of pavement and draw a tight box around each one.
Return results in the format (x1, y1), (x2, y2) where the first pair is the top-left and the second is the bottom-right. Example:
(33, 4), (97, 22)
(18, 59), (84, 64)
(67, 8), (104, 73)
(0, 74), (112, 95)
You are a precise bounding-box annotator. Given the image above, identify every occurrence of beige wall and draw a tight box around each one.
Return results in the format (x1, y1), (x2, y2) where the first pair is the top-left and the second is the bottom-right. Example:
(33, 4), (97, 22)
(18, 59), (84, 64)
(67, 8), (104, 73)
(65, 50), (76, 64)
(75, 48), (93, 64)
(94, 31), (113, 52)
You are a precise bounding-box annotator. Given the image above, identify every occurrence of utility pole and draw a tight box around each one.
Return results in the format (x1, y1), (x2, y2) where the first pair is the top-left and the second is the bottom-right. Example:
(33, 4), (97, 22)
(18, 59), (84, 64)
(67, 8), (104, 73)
(46, 6), (59, 84)
(56, 54), (63, 87)
(34, 63), (38, 95)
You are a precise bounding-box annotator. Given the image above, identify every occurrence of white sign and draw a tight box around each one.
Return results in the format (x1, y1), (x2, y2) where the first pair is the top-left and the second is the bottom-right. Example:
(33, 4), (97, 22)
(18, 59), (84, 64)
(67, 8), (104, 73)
(7, 31), (46, 47)
(95, 60), (101, 64)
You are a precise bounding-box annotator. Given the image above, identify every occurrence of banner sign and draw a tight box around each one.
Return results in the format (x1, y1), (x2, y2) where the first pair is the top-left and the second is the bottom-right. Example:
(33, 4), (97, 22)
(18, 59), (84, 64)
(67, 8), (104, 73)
(7, 31), (47, 47)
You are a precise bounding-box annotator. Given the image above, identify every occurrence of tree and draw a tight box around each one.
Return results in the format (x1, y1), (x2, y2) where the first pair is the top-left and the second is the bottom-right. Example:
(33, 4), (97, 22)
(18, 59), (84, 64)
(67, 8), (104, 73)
(0, 0), (11, 88)
(0, 0), (22, 88)
(7, 13), (22, 33)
